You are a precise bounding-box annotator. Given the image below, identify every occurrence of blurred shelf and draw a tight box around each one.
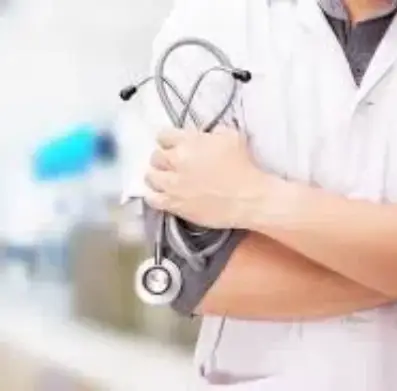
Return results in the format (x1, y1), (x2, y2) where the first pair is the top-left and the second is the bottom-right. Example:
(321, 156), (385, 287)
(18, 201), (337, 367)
(0, 296), (193, 390)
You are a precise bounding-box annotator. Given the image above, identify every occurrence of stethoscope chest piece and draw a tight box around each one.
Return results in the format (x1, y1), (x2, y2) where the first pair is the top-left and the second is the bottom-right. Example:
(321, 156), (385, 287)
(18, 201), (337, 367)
(135, 257), (183, 306)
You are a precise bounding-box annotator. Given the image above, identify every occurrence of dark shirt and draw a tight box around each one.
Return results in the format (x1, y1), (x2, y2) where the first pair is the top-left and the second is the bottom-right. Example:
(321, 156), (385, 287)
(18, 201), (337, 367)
(323, 10), (396, 85)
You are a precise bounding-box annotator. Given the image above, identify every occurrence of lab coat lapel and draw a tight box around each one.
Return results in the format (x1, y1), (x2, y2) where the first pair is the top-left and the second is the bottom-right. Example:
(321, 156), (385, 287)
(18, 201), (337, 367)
(295, 0), (354, 81)
(296, 0), (333, 37)
(355, 15), (397, 105)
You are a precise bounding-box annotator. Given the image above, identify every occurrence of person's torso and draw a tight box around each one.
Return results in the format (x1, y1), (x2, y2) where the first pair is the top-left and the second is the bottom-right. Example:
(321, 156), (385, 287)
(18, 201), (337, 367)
(187, 0), (397, 389)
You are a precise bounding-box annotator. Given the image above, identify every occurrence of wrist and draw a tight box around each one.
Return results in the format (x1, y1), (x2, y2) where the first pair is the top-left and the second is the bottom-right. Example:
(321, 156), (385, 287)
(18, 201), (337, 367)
(239, 171), (304, 233)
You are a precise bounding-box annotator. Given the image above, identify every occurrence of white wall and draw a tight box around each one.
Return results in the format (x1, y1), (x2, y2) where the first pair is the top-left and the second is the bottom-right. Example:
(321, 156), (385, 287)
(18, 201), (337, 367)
(0, 0), (173, 147)
(0, 0), (174, 242)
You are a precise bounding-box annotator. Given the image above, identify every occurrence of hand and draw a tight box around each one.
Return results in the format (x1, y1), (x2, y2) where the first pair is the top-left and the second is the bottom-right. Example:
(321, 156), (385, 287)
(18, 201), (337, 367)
(144, 126), (267, 229)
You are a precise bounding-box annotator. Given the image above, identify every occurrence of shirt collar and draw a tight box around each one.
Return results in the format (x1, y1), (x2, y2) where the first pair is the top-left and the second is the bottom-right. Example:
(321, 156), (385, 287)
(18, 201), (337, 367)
(318, 0), (397, 20)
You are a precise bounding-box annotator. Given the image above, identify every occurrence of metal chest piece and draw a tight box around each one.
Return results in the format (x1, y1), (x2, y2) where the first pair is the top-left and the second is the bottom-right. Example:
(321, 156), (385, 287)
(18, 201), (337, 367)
(135, 256), (183, 306)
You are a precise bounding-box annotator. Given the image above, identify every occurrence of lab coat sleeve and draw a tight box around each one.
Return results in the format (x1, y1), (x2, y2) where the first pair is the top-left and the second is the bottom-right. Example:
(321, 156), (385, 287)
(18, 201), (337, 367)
(142, 204), (247, 316)
(121, 0), (248, 316)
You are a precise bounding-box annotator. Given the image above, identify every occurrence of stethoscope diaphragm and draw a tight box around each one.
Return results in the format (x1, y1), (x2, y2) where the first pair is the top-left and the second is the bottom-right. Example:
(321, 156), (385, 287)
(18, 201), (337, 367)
(135, 257), (183, 306)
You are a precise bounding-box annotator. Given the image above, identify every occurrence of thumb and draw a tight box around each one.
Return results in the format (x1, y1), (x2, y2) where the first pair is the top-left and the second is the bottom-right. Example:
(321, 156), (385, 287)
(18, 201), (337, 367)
(212, 125), (232, 135)
(213, 125), (249, 145)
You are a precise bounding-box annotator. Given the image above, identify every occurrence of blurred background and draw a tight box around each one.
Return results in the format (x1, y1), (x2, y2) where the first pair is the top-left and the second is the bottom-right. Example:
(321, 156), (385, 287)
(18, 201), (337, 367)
(0, 0), (200, 389)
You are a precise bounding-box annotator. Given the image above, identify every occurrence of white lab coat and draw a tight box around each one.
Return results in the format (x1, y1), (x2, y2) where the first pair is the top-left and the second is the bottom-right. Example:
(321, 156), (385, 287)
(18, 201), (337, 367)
(122, 0), (397, 389)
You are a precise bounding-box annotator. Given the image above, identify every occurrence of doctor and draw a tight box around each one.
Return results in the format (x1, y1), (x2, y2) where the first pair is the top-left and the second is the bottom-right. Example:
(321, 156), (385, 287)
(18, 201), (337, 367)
(135, 0), (397, 389)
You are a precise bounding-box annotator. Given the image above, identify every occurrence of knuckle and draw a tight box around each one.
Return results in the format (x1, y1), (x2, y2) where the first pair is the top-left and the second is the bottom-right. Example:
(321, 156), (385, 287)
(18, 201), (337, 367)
(165, 173), (179, 191)
(145, 191), (167, 211)
(150, 150), (165, 167)
(174, 146), (189, 165)
(147, 197), (163, 211)
(153, 196), (166, 210)
(168, 151), (181, 167)
(150, 149), (159, 161)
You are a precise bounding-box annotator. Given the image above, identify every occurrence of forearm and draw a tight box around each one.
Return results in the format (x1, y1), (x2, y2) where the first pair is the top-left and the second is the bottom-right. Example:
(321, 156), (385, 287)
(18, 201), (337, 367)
(242, 173), (397, 297)
(197, 232), (391, 320)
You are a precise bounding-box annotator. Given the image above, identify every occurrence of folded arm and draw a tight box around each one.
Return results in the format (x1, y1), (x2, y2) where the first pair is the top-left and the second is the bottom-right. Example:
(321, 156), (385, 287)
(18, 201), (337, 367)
(196, 232), (390, 320)
(243, 176), (397, 298)
(144, 128), (397, 304)
(143, 204), (390, 319)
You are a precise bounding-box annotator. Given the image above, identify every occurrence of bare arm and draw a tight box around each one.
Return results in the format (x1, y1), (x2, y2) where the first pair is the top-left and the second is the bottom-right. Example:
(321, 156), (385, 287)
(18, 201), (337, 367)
(242, 175), (397, 298)
(196, 232), (391, 320)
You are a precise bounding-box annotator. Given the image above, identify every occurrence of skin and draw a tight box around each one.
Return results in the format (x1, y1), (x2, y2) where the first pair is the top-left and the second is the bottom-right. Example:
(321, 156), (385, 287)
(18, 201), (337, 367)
(143, 0), (397, 320)
(345, 0), (394, 22)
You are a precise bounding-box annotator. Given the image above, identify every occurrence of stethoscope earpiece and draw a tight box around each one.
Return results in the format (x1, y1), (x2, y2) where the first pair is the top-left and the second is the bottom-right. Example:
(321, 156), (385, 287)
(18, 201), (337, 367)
(135, 257), (183, 306)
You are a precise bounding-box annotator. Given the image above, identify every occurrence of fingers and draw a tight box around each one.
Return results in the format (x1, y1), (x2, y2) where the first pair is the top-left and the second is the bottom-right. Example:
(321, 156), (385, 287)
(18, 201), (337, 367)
(144, 188), (168, 211)
(213, 125), (246, 141)
(150, 148), (172, 170)
(212, 126), (232, 135)
(156, 129), (186, 149)
(149, 147), (184, 171)
(145, 167), (177, 193)
(157, 126), (240, 150)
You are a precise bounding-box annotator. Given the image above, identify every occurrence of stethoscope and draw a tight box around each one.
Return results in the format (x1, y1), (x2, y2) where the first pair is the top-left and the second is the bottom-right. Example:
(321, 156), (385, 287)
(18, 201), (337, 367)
(120, 38), (251, 306)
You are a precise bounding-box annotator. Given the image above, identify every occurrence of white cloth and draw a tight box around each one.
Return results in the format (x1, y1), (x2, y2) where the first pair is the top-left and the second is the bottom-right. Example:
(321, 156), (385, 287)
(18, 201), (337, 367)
(122, 0), (397, 389)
